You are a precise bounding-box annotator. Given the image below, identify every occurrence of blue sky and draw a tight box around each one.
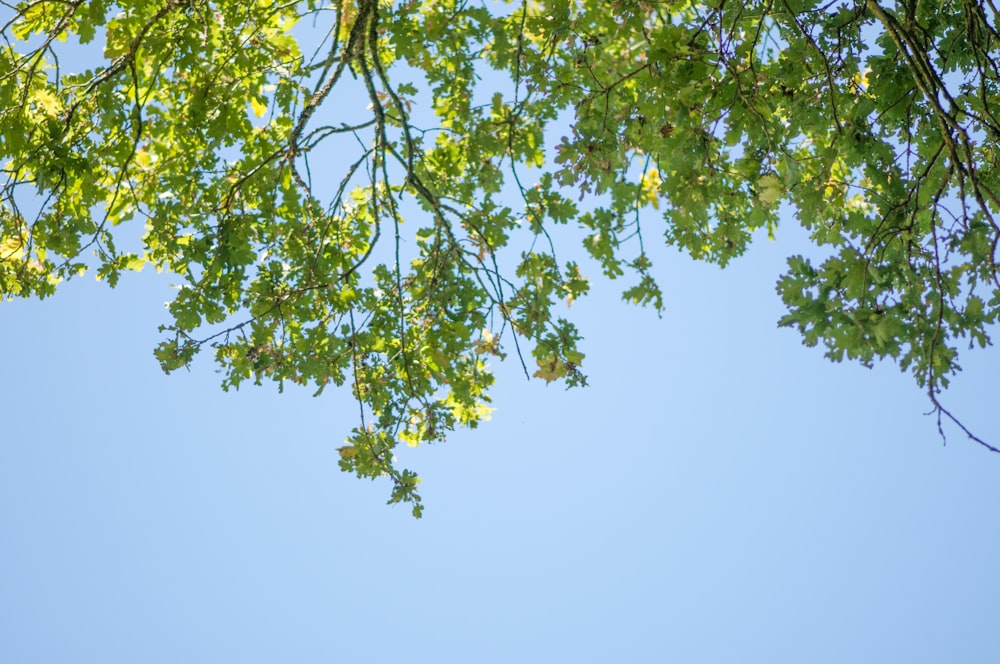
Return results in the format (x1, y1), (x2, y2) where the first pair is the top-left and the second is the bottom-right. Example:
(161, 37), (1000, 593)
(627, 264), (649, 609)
(3, 4), (1000, 662)
(3, 213), (999, 662)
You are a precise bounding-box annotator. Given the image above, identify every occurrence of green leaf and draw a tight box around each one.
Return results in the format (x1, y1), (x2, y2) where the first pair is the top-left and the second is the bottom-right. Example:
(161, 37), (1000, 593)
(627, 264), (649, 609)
(4, 0), (1000, 513)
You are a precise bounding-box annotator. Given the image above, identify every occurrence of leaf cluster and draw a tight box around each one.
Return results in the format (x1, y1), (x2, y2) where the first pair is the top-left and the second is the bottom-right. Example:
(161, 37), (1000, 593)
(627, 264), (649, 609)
(4, 0), (1000, 514)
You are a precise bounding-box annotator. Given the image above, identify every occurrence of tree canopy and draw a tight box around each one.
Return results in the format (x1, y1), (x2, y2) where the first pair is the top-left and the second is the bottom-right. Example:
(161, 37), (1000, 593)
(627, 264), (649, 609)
(3, 0), (999, 514)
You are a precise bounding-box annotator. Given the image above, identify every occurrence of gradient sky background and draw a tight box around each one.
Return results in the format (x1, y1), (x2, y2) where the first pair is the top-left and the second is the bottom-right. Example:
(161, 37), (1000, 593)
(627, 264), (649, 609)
(3, 5), (1000, 663)
(4, 214), (999, 663)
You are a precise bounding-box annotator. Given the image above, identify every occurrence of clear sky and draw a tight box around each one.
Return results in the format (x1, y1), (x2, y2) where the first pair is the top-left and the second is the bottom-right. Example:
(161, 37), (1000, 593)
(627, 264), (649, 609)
(3, 212), (999, 663)
(3, 5), (1000, 662)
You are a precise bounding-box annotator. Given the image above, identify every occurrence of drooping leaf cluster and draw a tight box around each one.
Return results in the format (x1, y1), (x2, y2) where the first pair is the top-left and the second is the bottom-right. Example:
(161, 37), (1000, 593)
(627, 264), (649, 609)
(3, 0), (999, 514)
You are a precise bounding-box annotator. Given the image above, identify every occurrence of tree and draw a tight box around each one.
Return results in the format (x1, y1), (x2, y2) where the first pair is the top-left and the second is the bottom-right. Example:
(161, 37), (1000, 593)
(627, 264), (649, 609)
(3, 0), (999, 515)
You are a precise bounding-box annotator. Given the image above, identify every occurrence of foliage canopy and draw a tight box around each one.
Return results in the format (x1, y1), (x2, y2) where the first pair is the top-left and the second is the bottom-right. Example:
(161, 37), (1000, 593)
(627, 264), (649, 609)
(3, 0), (1000, 514)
